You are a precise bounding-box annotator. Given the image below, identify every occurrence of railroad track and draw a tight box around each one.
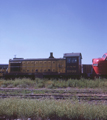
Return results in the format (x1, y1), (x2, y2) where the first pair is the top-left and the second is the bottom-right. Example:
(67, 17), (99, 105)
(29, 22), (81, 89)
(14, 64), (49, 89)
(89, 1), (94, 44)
(0, 88), (107, 101)
(0, 93), (107, 101)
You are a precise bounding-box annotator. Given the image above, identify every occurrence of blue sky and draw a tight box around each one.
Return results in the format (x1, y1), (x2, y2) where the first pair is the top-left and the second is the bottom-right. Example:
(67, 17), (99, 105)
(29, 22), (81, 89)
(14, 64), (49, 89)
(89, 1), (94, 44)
(0, 0), (107, 64)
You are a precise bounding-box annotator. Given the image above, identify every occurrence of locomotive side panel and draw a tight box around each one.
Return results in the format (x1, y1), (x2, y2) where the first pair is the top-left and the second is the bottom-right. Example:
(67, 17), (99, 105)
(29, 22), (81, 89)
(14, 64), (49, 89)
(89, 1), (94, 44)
(21, 61), (27, 73)
(21, 59), (66, 74)
(51, 60), (57, 72)
(57, 59), (66, 73)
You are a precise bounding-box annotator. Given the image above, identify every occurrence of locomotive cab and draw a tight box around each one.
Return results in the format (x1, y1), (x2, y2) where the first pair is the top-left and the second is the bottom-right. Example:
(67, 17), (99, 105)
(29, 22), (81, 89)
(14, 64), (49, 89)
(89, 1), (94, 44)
(92, 53), (107, 77)
(9, 58), (23, 73)
(64, 53), (82, 78)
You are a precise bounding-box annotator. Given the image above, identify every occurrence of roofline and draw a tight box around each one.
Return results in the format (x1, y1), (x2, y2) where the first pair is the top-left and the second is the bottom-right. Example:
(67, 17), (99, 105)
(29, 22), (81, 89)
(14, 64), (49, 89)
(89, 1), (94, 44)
(9, 58), (65, 62)
(0, 64), (8, 65)
(63, 53), (82, 59)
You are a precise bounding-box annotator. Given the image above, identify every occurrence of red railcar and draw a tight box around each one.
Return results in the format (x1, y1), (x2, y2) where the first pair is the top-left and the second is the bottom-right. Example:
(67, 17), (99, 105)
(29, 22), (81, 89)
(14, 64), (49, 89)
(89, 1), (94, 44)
(92, 53), (107, 77)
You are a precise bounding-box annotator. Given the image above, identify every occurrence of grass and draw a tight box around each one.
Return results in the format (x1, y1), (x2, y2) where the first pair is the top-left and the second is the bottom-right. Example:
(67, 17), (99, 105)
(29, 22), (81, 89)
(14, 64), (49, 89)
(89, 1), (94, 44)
(0, 78), (107, 89)
(0, 98), (107, 120)
(0, 78), (107, 119)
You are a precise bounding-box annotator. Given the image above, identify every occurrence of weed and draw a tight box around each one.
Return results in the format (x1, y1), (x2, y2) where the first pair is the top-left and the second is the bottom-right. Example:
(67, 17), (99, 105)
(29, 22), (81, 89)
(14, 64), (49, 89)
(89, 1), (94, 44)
(0, 98), (107, 119)
(1, 78), (107, 90)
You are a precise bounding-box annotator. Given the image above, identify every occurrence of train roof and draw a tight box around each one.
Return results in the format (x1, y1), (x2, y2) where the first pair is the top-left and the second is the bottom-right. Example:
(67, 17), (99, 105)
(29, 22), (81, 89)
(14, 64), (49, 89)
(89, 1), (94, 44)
(9, 58), (65, 62)
(63, 53), (82, 58)
(0, 64), (8, 69)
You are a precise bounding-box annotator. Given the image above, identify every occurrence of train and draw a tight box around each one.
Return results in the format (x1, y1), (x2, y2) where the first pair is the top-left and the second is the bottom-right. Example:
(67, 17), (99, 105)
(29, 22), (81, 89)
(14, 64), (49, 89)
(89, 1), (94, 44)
(0, 52), (107, 80)
(92, 53), (107, 78)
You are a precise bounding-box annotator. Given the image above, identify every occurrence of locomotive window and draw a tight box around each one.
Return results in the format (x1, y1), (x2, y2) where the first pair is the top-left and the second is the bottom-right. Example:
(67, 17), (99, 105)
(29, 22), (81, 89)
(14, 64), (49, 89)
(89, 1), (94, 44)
(72, 58), (77, 63)
(102, 54), (106, 58)
(67, 58), (71, 63)
(67, 58), (77, 63)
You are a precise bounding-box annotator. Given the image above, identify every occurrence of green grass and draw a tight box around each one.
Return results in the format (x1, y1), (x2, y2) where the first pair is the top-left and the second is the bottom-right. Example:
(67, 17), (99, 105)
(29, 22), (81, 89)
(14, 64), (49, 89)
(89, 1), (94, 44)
(0, 78), (107, 119)
(0, 98), (107, 120)
(1, 78), (107, 89)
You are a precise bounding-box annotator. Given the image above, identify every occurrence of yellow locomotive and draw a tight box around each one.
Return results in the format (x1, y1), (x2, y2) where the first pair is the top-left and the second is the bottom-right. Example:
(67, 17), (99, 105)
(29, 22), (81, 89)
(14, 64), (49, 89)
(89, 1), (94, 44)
(5, 52), (82, 79)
